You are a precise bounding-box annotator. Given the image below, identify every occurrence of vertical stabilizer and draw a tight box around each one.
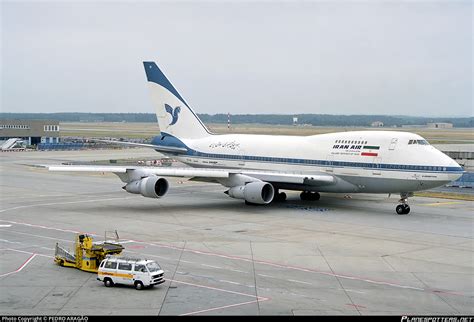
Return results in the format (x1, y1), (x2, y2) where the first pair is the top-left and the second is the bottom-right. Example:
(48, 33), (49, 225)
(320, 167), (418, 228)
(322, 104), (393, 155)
(143, 61), (211, 139)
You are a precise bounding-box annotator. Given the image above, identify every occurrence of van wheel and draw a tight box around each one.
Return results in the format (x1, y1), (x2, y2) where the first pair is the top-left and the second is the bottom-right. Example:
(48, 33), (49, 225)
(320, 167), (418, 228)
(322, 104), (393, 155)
(104, 278), (114, 287)
(135, 281), (144, 290)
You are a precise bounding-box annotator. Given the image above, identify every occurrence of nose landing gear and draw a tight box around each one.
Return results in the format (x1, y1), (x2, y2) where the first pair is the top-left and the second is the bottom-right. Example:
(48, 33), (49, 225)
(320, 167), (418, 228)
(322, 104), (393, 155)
(396, 193), (412, 215)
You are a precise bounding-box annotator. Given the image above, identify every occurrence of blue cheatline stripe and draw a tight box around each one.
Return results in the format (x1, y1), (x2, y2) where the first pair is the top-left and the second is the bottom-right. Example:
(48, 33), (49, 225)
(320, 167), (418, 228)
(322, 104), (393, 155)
(152, 135), (464, 174)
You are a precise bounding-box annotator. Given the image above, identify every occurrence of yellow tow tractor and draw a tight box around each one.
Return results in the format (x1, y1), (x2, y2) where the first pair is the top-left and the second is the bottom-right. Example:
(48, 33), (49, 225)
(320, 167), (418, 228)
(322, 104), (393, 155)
(55, 231), (124, 273)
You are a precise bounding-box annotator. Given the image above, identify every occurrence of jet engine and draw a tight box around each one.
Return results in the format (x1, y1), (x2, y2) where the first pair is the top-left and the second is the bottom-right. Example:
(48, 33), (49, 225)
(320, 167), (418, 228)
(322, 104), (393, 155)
(124, 176), (169, 199)
(226, 182), (275, 204)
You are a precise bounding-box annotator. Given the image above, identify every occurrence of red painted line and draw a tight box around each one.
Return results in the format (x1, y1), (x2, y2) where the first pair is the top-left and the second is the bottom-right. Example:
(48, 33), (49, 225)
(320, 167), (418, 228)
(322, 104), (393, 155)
(346, 303), (367, 309)
(361, 152), (378, 157)
(170, 279), (268, 301)
(0, 253), (36, 278)
(180, 299), (262, 316)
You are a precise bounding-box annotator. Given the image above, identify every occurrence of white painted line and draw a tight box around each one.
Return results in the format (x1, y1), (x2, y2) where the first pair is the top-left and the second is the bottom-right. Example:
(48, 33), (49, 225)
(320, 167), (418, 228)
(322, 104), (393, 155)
(219, 280), (241, 285)
(341, 289), (366, 294)
(180, 299), (261, 316)
(228, 269), (249, 274)
(0, 225), (12, 228)
(180, 260), (195, 264)
(0, 239), (21, 244)
(257, 274), (276, 278)
(201, 264), (223, 269)
(4, 248), (53, 258)
(118, 240), (136, 244)
(0, 197), (131, 215)
(287, 279), (312, 285)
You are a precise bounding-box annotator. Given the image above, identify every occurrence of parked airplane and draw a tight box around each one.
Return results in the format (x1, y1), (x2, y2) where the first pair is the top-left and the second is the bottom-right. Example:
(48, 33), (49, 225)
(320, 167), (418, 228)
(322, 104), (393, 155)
(48, 61), (464, 215)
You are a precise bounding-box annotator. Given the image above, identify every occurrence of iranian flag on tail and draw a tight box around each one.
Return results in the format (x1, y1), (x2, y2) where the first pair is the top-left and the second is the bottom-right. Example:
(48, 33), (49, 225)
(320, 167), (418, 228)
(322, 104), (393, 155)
(361, 145), (379, 157)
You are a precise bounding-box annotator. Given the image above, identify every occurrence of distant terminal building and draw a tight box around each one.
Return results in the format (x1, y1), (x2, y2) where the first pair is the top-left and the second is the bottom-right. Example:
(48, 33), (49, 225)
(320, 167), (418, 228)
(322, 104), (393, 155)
(0, 120), (60, 145)
(371, 121), (384, 127)
(427, 122), (453, 129)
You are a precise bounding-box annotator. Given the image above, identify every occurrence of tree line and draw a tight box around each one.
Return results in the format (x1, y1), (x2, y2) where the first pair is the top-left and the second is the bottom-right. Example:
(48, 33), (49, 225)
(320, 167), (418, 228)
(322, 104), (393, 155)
(1, 113), (472, 128)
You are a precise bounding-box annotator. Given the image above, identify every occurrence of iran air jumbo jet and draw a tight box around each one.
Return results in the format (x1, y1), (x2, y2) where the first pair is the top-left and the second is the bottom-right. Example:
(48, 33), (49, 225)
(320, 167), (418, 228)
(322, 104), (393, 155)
(48, 61), (464, 215)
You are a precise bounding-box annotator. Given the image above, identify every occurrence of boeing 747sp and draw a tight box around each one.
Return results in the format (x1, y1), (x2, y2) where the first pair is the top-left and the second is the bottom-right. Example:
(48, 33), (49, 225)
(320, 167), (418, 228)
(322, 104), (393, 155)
(48, 61), (464, 215)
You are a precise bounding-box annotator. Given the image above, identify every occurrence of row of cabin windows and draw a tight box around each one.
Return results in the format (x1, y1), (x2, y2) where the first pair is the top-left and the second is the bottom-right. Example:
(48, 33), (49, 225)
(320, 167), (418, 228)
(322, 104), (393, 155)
(335, 140), (368, 144)
(102, 261), (146, 272)
(196, 153), (446, 171)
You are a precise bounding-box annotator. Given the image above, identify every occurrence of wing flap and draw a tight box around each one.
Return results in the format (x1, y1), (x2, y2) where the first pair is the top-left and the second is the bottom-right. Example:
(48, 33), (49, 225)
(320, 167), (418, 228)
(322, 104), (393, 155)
(46, 165), (334, 186)
(92, 139), (187, 154)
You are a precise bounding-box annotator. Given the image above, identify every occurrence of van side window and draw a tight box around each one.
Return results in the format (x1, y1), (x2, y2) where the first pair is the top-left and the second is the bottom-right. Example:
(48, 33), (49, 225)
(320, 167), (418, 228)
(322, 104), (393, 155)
(104, 261), (117, 269)
(99, 261), (105, 268)
(118, 263), (132, 271)
(134, 264), (146, 272)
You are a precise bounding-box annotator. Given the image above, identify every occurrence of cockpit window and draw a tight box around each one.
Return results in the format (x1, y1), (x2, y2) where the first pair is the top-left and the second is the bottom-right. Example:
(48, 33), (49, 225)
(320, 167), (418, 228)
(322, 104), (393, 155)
(408, 139), (430, 145)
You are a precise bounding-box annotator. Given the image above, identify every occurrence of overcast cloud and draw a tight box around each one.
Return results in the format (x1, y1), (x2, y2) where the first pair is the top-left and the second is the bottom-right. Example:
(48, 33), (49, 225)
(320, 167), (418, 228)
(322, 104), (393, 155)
(1, 0), (472, 116)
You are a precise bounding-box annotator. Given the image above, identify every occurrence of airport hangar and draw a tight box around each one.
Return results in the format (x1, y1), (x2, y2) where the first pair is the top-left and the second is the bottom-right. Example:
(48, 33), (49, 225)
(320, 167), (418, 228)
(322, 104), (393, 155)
(0, 119), (60, 146)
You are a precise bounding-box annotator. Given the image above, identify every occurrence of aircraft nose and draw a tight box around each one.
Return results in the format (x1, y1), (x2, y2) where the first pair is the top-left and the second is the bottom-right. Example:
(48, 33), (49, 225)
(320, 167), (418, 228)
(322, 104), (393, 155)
(444, 154), (464, 181)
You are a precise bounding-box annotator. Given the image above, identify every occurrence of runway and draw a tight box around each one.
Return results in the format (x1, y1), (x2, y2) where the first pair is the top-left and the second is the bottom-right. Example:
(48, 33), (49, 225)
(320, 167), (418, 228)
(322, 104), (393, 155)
(0, 149), (473, 315)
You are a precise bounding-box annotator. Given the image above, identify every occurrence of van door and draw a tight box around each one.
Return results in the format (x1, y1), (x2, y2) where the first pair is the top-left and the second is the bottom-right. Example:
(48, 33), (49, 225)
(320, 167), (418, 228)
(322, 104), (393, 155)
(134, 263), (148, 286)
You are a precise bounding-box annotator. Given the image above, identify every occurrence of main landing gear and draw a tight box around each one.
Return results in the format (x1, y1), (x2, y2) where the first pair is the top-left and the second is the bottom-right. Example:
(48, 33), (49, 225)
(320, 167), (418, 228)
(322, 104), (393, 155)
(274, 190), (287, 202)
(396, 193), (411, 215)
(300, 191), (320, 201)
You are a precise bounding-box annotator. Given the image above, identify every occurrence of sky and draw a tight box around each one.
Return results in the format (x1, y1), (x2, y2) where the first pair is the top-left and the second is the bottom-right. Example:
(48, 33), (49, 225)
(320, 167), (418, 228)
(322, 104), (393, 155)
(1, 0), (472, 117)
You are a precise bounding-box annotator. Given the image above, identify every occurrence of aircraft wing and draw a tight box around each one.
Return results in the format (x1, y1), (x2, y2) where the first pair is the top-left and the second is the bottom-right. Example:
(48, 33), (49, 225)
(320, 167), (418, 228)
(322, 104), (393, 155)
(46, 165), (335, 186)
(91, 139), (187, 154)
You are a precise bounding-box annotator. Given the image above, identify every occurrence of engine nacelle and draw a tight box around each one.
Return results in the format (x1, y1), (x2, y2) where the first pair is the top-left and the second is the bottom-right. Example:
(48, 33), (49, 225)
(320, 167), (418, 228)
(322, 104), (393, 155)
(226, 182), (275, 204)
(124, 177), (169, 199)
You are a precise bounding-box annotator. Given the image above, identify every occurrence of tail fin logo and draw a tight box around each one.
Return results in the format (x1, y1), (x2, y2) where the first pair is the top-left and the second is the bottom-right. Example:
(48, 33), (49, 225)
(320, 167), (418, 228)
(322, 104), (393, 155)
(165, 104), (181, 126)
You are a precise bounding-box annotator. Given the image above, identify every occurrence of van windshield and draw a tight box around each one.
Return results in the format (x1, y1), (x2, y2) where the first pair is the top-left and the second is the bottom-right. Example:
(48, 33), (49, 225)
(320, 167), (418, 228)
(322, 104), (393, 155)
(146, 262), (161, 272)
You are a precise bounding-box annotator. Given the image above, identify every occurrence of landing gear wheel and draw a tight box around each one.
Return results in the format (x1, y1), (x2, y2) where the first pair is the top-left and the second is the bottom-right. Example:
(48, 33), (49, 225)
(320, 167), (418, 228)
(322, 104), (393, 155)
(396, 204), (410, 215)
(403, 204), (410, 214)
(396, 205), (405, 215)
(396, 192), (413, 215)
(275, 192), (287, 202)
(310, 192), (320, 201)
(300, 191), (320, 201)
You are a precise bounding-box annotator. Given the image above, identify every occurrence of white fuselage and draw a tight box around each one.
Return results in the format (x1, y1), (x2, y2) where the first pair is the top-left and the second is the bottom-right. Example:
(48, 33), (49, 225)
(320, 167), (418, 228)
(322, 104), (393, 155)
(161, 130), (463, 194)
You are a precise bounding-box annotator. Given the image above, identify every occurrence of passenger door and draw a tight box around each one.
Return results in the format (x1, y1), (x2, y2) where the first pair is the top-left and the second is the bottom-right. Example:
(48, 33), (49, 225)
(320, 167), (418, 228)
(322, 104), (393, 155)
(326, 154), (334, 173)
(373, 157), (382, 176)
(389, 138), (398, 150)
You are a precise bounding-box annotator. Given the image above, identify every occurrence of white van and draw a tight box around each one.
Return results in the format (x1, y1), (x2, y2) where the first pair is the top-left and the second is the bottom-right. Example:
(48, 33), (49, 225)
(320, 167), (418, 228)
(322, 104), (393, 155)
(97, 256), (165, 290)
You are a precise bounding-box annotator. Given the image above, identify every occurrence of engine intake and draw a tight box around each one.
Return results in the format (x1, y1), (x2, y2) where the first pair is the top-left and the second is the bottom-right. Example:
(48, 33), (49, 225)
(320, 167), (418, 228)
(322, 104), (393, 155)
(124, 177), (169, 199)
(226, 182), (274, 204)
